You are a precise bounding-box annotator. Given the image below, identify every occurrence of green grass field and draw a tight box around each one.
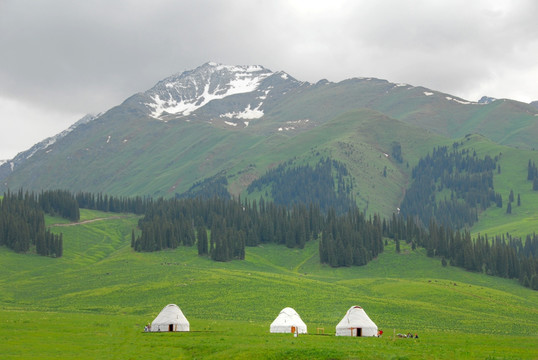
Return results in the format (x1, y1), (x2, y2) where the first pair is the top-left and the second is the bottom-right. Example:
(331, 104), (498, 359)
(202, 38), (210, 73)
(1, 209), (537, 359)
(458, 134), (538, 238)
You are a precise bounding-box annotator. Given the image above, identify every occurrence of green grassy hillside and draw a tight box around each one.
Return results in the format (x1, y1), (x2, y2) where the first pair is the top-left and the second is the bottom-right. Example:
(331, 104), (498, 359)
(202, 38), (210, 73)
(3, 73), (538, 218)
(262, 78), (538, 149)
(2, 108), (448, 219)
(1, 210), (536, 359)
(449, 134), (538, 238)
(231, 109), (451, 216)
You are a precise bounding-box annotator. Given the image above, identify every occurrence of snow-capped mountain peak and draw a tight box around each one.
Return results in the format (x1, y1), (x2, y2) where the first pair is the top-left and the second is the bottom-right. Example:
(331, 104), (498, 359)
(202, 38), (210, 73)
(145, 62), (275, 120)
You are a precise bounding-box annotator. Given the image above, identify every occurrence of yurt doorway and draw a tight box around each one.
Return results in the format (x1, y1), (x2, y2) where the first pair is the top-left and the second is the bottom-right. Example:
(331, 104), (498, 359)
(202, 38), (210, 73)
(168, 324), (174, 332)
(356, 328), (362, 337)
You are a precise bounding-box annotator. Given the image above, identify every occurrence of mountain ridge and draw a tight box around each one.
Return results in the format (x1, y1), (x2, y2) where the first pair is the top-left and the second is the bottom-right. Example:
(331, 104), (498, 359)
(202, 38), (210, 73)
(0, 113), (99, 183)
(1, 63), (537, 217)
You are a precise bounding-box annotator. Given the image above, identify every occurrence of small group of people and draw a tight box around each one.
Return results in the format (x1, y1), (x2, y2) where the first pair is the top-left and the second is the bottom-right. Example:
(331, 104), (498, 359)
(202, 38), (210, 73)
(397, 332), (418, 338)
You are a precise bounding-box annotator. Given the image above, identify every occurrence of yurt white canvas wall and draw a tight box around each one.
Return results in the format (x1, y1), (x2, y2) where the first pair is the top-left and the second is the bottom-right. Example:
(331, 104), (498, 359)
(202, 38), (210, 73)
(150, 304), (190, 332)
(335, 306), (377, 337)
(270, 307), (307, 334)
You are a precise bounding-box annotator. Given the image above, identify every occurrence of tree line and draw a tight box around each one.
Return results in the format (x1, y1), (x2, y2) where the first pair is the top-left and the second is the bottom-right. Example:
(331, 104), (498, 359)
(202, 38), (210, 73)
(176, 172), (231, 200)
(400, 144), (499, 229)
(39, 189), (80, 221)
(1, 189), (150, 258)
(132, 196), (325, 261)
(75, 192), (148, 214)
(0, 189), (63, 257)
(3, 178), (535, 289)
(318, 207), (384, 267)
(247, 157), (356, 214)
(383, 214), (538, 290)
(133, 195), (389, 267)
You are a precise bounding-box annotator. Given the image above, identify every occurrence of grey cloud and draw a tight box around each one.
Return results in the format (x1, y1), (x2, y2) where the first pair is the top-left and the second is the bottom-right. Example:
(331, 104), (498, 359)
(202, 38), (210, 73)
(0, 0), (537, 158)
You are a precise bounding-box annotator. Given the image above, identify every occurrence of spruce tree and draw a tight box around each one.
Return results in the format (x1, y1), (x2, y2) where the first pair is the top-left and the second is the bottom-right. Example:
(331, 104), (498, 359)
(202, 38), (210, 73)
(327, 234), (337, 267)
(344, 243), (353, 266)
(58, 233), (63, 257)
(197, 225), (208, 256)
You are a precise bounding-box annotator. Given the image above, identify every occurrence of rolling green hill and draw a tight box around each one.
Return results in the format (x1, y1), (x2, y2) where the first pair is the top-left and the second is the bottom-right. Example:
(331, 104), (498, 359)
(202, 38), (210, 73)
(1, 210), (536, 359)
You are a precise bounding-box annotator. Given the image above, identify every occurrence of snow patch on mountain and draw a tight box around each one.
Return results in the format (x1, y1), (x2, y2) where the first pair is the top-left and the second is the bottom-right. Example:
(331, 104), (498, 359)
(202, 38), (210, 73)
(445, 96), (474, 105)
(220, 103), (264, 120)
(424, 91), (434, 96)
(258, 89), (271, 100)
(286, 119), (310, 125)
(452, 98), (472, 105)
(146, 63), (274, 120)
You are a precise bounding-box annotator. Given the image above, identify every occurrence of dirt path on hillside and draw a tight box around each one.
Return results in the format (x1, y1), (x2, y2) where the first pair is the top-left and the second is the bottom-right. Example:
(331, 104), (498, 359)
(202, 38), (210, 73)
(50, 215), (132, 227)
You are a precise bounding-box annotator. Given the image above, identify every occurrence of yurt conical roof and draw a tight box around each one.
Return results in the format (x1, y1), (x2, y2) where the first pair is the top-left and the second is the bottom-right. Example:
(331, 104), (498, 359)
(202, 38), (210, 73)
(270, 307), (307, 334)
(335, 305), (377, 337)
(150, 304), (190, 332)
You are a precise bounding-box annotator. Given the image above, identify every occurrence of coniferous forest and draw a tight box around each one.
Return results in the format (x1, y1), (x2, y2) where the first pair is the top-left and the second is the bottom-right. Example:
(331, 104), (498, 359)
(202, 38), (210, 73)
(176, 173), (231, 200)
(0, 190), (63, 257)
(39, 189), (80, 222)
(400, 143), (499, 229)
(382, 214), (538, 290)
(132, 195), (384, 266)
(133, 197), (324, 261)
(132, 193), (537, 289)
(247, 157), (355, 214)
(0, 190), (148, 257)
(2, 156), (537, 288)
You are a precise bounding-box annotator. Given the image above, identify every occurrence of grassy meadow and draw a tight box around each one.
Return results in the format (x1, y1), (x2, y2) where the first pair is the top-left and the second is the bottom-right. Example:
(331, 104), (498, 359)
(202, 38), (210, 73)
(464, 135), (538, 238)
(1, 209), (537, 359)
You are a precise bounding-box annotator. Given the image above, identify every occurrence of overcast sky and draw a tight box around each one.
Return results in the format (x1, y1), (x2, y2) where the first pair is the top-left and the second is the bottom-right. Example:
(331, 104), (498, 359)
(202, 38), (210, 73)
(1, 0), (537, 160)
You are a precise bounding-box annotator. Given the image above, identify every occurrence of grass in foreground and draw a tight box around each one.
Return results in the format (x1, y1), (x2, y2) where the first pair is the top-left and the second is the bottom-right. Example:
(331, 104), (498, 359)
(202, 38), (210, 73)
(0, 212), (537, 359)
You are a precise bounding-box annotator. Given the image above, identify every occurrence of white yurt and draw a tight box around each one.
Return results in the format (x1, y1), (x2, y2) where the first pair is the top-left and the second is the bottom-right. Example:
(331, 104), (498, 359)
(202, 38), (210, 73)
(150, 304), (190, 332)
(270, 307), (308, 334)
(335, 305), (378, 337)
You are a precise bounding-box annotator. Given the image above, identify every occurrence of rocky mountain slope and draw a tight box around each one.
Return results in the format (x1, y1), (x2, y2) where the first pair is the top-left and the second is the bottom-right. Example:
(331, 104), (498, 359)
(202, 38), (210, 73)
(1, 62), (537, 217)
